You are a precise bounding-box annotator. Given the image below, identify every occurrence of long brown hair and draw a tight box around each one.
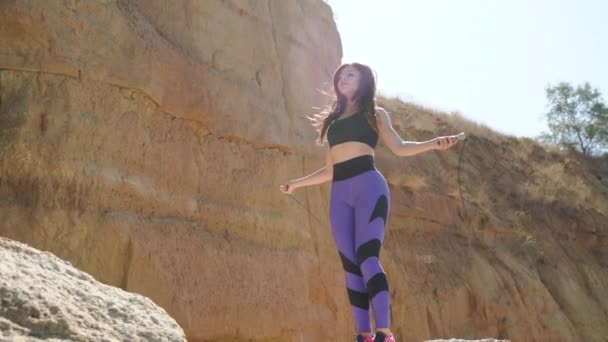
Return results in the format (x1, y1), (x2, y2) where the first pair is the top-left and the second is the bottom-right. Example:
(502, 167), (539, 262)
(310, 63), (378, 144)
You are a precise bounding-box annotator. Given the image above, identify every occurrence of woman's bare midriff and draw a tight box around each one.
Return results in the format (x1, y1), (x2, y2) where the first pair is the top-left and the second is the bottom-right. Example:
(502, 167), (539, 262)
(330, 141), (375, 164)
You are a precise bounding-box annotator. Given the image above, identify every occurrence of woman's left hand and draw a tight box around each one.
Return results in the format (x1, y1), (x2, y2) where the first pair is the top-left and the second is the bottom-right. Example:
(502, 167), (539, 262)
(435, 135), (459, 150)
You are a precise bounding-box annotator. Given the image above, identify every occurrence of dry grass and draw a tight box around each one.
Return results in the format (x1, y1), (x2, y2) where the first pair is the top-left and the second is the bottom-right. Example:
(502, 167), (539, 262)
(525, 157), (607, 213)
(378, 93), (608, 220)
(510, 210), (544, 264)
(448, 111), (510, 141)
(471, 179), (491, 208)
(378, 94), (509, 143)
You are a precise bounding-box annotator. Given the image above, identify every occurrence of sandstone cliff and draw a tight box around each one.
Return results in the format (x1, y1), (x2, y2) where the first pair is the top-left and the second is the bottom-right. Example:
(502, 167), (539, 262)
(1, 1), (607, 342)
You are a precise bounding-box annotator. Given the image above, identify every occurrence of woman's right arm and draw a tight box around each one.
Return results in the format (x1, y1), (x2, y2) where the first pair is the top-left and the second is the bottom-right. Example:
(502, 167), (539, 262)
(280, 149), (333, 194)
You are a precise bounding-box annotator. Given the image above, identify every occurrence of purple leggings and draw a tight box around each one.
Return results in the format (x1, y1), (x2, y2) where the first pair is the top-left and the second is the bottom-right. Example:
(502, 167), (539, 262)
(330, 155), (391, 332)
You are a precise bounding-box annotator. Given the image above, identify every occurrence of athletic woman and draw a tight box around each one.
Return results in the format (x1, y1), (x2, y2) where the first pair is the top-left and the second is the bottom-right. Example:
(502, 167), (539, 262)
(280, 63), (459, 342)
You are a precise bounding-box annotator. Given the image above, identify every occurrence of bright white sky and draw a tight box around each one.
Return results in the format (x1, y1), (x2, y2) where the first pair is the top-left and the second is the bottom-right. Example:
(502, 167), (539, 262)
(327, 0), (608, 138)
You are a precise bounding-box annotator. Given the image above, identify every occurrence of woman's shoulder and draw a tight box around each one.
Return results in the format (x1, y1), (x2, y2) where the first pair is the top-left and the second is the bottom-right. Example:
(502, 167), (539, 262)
(376, 106), (388, 115)
(374, 106), (390, 122)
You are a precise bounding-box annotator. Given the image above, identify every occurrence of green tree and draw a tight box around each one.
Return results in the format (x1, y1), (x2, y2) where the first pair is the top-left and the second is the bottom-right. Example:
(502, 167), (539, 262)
(540, 82), (608, 156)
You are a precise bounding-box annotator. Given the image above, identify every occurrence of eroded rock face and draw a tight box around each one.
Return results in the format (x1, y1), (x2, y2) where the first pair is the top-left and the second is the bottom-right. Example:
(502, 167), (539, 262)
(0, 237), (186, 341)
(0, 0), (339, 150)
(1, 0), (345, 341)
(1, 1), (608, 342)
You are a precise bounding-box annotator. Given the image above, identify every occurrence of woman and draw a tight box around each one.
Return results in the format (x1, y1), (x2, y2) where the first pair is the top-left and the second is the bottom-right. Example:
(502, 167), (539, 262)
(280, 63), (459, 342)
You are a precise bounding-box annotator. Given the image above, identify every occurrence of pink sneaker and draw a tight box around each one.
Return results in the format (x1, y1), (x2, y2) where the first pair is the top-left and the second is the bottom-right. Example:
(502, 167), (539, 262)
(355, 334), (375, 342)
(374, 332), (396, 342)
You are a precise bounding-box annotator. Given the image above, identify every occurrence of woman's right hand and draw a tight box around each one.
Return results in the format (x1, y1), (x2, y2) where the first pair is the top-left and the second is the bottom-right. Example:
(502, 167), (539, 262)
(279, 181), (297, 194)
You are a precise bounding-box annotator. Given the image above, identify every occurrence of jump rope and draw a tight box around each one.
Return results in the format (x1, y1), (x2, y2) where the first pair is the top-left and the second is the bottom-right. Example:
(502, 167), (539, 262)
(282, 132), (468, 226)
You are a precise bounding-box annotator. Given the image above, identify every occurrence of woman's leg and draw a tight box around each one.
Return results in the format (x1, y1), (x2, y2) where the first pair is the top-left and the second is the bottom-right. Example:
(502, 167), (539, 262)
(330, 192), (372, 334)
(353, 173), (391, 330)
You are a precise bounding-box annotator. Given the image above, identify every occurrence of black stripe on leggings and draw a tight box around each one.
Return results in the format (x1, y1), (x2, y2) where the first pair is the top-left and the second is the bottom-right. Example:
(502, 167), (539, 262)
(369, 195), (388, 223)
(339, 252), (363, 276)
(347, 288), (370, 310)
(367, 272), (389, 299)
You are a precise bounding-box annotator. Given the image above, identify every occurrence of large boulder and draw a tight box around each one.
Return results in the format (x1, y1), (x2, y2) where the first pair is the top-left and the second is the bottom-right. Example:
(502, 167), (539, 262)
(0, 237), (186, 341)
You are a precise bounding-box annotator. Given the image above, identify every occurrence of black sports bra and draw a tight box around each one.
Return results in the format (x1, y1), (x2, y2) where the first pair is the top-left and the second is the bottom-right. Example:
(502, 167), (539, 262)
(327, 111), (379, 148)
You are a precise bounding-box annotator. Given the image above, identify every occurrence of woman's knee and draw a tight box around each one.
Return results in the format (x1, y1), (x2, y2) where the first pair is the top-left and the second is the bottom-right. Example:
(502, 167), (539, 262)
(359, 256), (383, 278)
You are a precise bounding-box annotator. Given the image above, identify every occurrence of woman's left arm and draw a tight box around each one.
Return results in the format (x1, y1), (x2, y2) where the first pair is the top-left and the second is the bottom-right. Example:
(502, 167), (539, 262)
(376, 107), (459, 157)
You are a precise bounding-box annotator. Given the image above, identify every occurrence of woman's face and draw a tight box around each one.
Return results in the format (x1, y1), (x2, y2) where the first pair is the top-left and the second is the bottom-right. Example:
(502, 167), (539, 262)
(337, 65), (361, 100)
